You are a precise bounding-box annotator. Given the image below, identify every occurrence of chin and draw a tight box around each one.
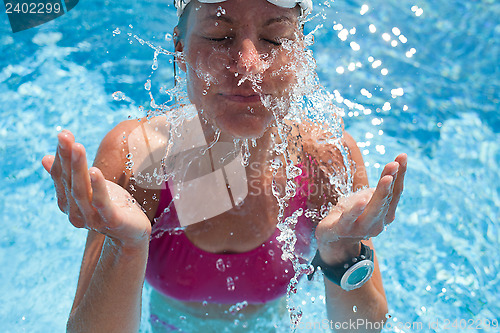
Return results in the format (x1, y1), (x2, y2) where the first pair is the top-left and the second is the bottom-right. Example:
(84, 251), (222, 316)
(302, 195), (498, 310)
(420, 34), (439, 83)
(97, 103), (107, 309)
(217, 113), (273, 139)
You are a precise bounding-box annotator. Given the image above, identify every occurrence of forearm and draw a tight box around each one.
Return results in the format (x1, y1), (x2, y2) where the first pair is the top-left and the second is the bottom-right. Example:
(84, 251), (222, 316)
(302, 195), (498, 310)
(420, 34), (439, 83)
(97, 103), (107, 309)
(67, 237), (149, 333)
(324, 278), (388, 332)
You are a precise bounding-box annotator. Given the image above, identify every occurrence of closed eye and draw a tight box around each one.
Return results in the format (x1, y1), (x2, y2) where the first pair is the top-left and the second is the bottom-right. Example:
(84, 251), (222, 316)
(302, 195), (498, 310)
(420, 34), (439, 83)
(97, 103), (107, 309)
(205, 36), (232, 42)
(264, 39), (282, 46)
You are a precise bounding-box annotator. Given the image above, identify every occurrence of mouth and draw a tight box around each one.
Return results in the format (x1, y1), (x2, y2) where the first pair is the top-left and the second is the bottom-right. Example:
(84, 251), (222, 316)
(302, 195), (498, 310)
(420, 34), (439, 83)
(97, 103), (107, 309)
(220, 93), (264, 104)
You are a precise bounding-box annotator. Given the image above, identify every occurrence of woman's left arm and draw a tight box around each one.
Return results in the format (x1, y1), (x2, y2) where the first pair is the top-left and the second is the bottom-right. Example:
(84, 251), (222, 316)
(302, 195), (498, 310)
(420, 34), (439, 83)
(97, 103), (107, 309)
(315, 132), (407, 332)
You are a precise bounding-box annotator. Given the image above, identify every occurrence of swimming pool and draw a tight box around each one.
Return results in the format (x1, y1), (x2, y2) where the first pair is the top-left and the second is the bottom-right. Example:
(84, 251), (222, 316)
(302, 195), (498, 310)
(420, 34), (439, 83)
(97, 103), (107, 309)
(1, 0), (498, 332)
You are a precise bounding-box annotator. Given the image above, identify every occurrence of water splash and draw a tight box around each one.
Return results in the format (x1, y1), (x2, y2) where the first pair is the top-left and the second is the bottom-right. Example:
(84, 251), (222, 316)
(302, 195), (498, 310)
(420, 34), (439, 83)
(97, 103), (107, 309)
(116, 15), (353, 328)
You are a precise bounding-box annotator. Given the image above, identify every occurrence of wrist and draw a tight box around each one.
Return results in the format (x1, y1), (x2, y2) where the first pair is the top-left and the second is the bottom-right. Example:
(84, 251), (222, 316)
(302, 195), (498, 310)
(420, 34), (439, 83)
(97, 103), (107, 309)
(317, 239), (361, 266)
(309, 242), (375, 291)
(105, 235), (150, 257)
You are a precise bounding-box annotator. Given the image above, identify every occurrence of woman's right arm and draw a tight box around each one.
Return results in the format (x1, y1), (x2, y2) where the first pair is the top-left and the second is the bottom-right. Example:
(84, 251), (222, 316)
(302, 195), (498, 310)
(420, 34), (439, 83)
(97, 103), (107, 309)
(42, 121), (152, 333)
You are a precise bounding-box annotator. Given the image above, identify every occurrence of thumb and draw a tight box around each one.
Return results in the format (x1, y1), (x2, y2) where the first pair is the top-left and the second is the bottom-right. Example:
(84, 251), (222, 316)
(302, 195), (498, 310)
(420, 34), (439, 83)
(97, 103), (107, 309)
(41, 155), (55, 173)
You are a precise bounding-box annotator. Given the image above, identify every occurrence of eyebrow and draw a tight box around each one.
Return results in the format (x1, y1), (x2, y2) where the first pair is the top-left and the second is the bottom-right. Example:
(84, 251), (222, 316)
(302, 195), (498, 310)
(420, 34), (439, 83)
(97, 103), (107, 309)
(263, 16), (295, 27)
(202, 15), (233, 24)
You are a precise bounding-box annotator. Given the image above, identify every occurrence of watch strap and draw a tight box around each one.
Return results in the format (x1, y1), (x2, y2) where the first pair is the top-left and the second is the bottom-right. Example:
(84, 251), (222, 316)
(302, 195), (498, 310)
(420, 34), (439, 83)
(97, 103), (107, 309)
(307, 242), (373, 286)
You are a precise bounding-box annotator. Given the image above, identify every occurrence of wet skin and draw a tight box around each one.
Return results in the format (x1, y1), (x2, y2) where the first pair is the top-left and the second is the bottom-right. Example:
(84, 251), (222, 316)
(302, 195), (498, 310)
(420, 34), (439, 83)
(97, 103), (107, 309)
(175, 0), (303, 139)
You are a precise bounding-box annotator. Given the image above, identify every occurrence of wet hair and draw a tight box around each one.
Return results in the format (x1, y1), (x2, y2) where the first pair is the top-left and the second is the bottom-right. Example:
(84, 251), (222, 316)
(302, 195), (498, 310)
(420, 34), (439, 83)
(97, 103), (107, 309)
(175, 2), (191, 43)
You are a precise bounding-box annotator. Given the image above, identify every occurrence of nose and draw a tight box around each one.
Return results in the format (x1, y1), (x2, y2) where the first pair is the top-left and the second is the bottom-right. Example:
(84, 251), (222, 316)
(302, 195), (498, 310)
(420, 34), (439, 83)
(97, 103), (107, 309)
(234, 39), (267, 75)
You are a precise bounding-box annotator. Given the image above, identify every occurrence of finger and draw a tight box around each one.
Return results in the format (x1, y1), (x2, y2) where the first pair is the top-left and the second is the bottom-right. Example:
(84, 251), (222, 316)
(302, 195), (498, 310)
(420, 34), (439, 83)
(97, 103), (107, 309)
(89, 167), (117, 224)
(49, 131), (75, 214)
(357, 173), (395, 225)
(57, 130), (75, 187)
(53, 131), (75, 209)
(70, 143), (94, 219)
(380, 161), (399, 179)
(386, 154), (408, 222)
(44, 152), (68, 212)
(42, 155), (55, 173)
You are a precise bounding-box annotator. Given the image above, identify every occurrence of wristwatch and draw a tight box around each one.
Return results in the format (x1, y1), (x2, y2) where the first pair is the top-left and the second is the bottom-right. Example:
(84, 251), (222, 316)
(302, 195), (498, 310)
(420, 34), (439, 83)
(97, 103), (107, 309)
(307, 242), (374, 291)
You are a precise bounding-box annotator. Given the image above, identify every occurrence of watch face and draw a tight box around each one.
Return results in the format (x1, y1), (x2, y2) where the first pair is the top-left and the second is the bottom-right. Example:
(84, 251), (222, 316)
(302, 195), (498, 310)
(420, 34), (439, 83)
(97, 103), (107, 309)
(347, 265), (372, 285)
(341, 260), (375, 291)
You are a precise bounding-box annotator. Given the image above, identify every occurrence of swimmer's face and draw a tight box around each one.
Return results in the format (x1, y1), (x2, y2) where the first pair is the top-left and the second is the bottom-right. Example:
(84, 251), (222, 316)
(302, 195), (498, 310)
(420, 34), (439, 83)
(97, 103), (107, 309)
(175, 0), (304, 139)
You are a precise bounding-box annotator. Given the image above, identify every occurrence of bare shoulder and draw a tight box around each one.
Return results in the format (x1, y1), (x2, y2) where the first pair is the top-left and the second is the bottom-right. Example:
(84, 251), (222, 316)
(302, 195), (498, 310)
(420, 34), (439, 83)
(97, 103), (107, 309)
(92, 119), (142, 186)
(342, 131), (363, 164)
(286, 119), (369, 200)
(287, 119), (348, 164)
(289, 120), (364, 167)
(93, 116), (172, 185)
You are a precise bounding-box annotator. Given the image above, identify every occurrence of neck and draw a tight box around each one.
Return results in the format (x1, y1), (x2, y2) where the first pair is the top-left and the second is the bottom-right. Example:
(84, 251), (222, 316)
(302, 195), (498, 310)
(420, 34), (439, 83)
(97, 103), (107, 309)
(198, 117), (282, 168)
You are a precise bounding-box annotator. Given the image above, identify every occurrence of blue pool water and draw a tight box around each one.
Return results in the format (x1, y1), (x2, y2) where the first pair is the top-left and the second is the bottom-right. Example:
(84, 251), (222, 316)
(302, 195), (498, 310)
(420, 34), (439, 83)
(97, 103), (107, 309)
(1, 0), (499, 332)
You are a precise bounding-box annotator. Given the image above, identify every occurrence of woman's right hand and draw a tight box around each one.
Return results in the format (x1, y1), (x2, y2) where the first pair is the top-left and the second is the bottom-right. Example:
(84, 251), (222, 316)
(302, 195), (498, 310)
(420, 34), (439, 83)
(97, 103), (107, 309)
(41, 130), (151, 249)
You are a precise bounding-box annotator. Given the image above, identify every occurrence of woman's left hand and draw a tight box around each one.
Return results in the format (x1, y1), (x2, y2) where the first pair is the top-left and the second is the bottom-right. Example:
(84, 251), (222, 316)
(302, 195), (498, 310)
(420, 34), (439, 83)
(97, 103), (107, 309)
(315, 153), (407, 264)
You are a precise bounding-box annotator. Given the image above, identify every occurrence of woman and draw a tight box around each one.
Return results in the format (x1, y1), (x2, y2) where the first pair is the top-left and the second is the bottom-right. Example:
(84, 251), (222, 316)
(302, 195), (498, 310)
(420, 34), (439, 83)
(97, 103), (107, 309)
(42, 0), (407, 331)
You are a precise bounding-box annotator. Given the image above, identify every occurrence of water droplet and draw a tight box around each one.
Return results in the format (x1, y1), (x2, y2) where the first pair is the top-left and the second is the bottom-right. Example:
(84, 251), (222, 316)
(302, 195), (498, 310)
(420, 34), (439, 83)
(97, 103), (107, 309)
(226, 276), (235, 291)
(112, 91), (126, 101)
(228, 301), (248, 314)
(271, 158), (282, 170)
(144, 79), (151, 91)
(353, 305), (358, 312)
(125, 160), (134, 170)
(165, 33), (172, 41)
(216, 258), (226, 272)
(151, 50), (159, 71)
(216, 6), (226, 15)
(113, 28), (121, 35)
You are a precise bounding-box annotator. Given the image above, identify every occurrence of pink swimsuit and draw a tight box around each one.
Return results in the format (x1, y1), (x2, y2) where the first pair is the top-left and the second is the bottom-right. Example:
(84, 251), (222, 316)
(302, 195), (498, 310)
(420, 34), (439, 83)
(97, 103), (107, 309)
(145, 168), (313, 305)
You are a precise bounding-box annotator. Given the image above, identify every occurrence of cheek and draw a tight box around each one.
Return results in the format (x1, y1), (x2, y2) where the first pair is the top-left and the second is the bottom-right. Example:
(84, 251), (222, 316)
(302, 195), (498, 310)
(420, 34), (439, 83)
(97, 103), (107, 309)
(267, 48), (305, 89)
(186, 68), (210, 112)
(186, 63), (217, 105)
(186, 47), (233, 83)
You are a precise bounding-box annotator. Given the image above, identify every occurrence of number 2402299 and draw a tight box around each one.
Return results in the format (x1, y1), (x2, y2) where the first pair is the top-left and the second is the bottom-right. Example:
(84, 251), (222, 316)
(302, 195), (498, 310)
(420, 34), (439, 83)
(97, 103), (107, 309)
(5, 2), (62, 14)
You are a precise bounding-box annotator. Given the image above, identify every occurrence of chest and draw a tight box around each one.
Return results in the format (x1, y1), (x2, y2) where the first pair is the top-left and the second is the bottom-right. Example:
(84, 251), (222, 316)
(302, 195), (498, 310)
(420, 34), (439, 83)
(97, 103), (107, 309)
(181, 164), (290, 253)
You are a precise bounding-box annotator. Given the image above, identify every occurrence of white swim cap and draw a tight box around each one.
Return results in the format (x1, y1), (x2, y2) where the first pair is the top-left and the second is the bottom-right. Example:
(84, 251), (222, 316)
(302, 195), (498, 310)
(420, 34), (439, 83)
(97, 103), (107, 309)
(174, 0), (313, 18)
